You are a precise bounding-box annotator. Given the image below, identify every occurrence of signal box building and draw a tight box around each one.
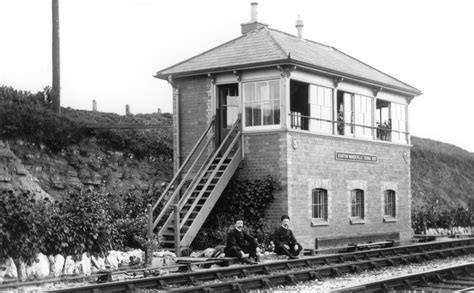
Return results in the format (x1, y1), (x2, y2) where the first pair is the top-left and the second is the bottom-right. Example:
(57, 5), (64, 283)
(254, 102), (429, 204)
(154, 3), (422, 252)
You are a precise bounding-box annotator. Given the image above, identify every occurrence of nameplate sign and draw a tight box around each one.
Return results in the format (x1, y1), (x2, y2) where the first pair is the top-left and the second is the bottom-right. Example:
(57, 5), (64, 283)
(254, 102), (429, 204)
(335, 152), (377, 163)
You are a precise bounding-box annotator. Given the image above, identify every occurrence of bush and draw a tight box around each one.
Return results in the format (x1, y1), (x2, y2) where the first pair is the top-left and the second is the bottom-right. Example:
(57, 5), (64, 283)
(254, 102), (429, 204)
(191, 175), (279, 250)
(412, 200), (472, 233)
(0, 191), (53, 264)
(0, 189), (157, 263)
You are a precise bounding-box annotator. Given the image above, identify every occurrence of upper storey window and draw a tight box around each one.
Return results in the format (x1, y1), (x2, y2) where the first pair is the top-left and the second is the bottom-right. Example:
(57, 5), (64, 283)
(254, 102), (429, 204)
(243, 80), (280, 128)
(289, 79), (409, 144)
(376, 100), (407, 143)
(336, 91), (373, 139)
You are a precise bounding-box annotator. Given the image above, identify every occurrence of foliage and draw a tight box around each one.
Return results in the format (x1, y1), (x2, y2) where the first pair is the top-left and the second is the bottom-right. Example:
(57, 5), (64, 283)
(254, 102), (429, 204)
(191, 175), (279, 250)
(0, 191), (53, 264)
(0, 86), (173, 159)
(0, 189), (157, 263)
(411, 201), (472, 234)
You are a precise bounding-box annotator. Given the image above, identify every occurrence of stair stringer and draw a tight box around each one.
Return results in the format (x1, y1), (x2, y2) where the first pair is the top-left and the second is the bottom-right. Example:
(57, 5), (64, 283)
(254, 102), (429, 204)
(179, 147), (242, 248)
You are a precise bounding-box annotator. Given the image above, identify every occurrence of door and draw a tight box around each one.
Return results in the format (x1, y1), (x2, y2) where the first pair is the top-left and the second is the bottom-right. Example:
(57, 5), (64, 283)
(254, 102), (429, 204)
(216, 84), (239, 145)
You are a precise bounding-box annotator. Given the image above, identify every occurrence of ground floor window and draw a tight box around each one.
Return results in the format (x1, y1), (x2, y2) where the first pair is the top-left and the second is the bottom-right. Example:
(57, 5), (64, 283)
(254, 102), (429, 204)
(351, 189), (364, 218)
(312, 188), (328, 220)
(384, 190), (396, 217)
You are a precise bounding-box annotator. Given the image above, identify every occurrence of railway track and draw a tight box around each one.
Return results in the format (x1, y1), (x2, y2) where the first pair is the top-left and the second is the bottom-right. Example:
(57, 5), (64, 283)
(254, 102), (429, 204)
(44, 238), (474, 293)
(336, 262), (474, 292)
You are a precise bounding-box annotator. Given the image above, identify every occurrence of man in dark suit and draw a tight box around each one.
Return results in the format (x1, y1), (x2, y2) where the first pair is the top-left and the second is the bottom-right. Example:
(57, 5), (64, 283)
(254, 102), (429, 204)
(273, 215), (302, 259)
(224, 219), (259, 264)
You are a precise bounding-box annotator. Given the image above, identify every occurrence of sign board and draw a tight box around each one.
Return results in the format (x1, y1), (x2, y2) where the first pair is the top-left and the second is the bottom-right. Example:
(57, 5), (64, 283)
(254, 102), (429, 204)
(335, 151), (377, 163)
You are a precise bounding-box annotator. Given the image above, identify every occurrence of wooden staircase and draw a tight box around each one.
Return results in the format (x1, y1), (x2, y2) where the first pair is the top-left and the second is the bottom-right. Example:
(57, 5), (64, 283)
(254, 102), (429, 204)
(149, 117), (242, 255)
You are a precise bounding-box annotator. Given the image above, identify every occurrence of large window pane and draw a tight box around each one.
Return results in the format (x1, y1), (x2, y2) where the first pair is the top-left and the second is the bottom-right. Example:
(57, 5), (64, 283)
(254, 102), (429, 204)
(243, 80), (280, 127)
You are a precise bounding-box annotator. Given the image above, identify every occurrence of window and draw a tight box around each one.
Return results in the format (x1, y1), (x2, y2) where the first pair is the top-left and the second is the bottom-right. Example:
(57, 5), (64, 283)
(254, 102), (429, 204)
(376, 99), (391, 141)
(351, 189), (364, 218)
(337, 92), (372, 138)
(384, 190), (396, 217)
(312, 188), (328, 220)
(244, 80), (280, 128)
(354, 94), (373, 138)
(391, 103), (407, 143)
(309, 85), (333, 134)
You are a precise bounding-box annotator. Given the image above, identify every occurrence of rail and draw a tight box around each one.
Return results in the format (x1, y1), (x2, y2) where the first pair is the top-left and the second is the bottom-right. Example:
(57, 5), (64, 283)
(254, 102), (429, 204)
(47, 237), (474, 292)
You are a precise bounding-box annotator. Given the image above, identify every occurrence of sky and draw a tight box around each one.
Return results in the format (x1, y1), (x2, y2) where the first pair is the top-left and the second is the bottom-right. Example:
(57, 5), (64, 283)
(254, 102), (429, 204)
(0, 0), (473, 152)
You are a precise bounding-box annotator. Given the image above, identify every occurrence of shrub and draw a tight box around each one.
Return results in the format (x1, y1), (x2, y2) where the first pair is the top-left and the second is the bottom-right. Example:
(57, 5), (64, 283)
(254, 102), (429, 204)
(0, 189), (157, 263)
(0, 191), (53, 264)
(191, 175), (279, 250)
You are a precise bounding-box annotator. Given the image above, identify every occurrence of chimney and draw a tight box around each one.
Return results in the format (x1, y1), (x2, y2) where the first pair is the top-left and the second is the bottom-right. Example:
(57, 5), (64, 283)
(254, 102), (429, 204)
(125, 104), (131, 115)
(241, 2), (268, 34)
(92, 99), (97, 112)
(296, 16), (303, 38)
(250, 2), (258, 21)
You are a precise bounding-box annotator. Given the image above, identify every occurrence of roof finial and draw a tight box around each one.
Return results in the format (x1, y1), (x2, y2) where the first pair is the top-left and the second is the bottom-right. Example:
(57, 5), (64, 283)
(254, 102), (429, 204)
(296, 15), (304, 39)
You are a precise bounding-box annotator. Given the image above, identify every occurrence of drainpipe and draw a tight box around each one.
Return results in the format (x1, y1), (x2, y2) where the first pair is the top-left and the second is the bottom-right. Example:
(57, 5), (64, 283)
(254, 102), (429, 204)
(168, 75), (180, 172)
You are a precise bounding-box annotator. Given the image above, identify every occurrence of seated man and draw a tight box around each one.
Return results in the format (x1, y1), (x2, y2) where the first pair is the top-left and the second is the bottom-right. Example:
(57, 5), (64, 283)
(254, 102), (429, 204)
(224, 219), (259, 264)
(273, 215), (302, 259)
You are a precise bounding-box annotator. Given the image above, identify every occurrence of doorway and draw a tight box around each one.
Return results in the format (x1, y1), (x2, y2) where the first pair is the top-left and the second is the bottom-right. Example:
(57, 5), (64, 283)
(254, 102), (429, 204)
(216, 83), (239, 145)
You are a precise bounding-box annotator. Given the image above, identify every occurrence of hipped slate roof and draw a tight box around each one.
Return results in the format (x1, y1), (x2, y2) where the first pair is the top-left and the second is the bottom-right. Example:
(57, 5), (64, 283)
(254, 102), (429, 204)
(156, 27), (421, 95)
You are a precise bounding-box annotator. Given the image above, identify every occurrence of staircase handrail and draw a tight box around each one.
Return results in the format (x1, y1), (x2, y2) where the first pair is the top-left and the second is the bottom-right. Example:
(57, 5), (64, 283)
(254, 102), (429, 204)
(151, 117), (215, 213)
(179, 123), (241, 228)
(152, 134), (214, 230)
(177, 117), (242, 211)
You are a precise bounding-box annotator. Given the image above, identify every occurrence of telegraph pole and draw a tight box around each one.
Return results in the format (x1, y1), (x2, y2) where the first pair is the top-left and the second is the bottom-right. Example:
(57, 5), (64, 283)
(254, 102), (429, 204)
(52, 0), (61, 114)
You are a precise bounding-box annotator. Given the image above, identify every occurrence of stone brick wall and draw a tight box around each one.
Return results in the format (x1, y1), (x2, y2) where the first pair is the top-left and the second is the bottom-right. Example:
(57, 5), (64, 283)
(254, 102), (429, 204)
(286, 131), (413, 249)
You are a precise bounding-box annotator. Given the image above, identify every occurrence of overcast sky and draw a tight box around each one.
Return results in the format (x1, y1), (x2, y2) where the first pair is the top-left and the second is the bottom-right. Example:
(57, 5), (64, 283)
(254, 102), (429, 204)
(1, 0), (473, 152)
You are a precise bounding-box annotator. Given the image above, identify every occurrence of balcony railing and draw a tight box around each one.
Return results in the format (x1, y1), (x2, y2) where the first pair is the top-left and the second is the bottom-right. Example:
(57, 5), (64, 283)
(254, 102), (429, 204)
(289, 112), (408, 143)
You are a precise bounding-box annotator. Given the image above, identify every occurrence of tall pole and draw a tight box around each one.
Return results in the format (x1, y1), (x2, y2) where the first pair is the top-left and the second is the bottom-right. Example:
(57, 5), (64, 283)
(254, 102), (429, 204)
(52, 0), (61, 114)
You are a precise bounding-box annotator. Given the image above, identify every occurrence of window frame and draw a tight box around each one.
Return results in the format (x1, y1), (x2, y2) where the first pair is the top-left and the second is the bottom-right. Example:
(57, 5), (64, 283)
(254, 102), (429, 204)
(383, 189), (397, 221)
(350, 189), (365, 224)
(311, 188), (328, 221)
(243, 79), (281, 131)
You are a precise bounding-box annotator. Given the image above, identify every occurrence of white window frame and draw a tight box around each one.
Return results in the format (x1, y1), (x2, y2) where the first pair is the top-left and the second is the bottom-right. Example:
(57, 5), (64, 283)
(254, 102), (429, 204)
(243, 79), (281, 131)
(309, 85), (333, 134)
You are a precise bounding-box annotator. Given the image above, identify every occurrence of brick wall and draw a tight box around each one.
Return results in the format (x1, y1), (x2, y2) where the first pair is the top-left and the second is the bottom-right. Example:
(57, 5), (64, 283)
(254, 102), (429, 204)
(286, 131), (413, 249)
(237, 131), (289, 226)
(174, 76), (213, 165)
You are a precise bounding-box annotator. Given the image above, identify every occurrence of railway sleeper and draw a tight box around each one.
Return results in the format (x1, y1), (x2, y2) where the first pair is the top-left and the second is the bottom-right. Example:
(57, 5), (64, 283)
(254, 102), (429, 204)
(309, 271), (322, 281)
(157, 279), (168, 289)
(369, 261), (379, 270)
(263, 265), (272, 274)
(445, 279), (474, 286)
(126, 283), (135, 293)
(426, 282), (466, 290)
(331, 268), (342, 277)
(350, 264), (362, 274)
(286, 274), (299, 286)
(232, 283), (246, 293)
(261, 278), (273, 289)
(187, 275), (198, 286)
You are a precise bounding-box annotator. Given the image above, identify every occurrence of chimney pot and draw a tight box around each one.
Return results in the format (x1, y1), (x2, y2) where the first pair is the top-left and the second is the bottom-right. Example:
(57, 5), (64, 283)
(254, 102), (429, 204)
(250, 2), (258, 22)
(296, 16), (304, 38)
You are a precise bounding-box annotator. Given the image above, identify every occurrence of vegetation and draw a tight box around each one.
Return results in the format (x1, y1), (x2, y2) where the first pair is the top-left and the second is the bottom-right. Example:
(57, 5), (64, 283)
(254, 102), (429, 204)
(0, 86), (173, 159)
(192, 175), (279, 250)
(0, 189), (156, 264)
